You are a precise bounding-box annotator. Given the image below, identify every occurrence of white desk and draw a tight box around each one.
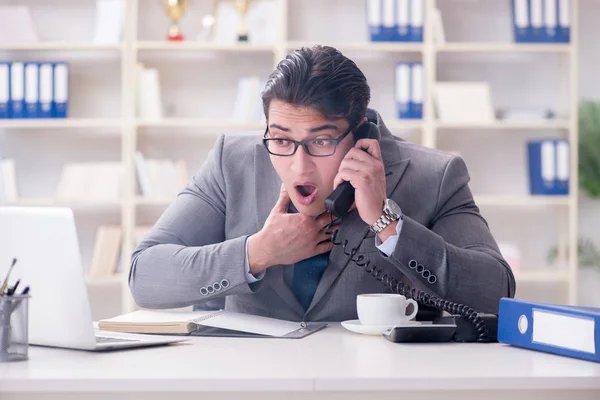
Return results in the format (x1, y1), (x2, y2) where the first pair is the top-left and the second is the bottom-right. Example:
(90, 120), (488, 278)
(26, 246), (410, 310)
(1, 324), (600, 400)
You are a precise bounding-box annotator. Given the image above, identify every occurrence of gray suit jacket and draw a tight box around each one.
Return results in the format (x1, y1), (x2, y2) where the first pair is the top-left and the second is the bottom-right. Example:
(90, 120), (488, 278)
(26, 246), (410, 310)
(129, 109), (516, 322)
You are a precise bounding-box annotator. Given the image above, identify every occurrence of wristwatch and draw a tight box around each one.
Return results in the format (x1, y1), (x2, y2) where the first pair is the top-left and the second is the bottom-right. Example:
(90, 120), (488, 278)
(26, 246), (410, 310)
(369, 199), (403, 234)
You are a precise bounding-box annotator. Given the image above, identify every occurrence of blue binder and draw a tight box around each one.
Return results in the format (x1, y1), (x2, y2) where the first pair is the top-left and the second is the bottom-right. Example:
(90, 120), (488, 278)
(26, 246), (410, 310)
(408, 0), (423, 42)
(556, 0), (570, 43)
(53, 62), (69, 118)
(367, 0), (384, 42)
(512, 0), (530, 43)
(10, 62), (25, 119)
(498, 298), (600, 363)
(0, 62), (9, 118)
(396, 0), (410, 41)
(24, 62), (39, 119)
(543, 0), (558, 42)
(527, 139), (569, 195)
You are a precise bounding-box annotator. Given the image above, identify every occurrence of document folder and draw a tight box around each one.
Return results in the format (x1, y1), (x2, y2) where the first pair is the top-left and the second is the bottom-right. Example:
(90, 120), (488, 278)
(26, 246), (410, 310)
(498, 298), (600, 363)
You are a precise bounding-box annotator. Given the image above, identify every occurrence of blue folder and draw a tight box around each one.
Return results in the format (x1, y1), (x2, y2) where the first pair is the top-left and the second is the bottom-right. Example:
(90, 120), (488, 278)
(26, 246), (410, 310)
(498, 298), (600, 363)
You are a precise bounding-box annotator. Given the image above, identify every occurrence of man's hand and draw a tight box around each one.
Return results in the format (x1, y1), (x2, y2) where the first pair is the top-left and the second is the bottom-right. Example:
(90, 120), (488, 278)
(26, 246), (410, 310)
(247, 186), (338, 275)
(332, 138), (386, 227)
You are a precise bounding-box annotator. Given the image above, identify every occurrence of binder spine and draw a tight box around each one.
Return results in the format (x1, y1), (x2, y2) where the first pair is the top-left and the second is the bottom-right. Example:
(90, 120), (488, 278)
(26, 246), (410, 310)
(367, 0), (383, 42)
(53, 62), (69, 118)
(410, 63), (423, 119)
(0, 62), (9, 119)
(530, 0), (544, 42)
(409, 0), (423, 42)
(38, 63), (53, 118)
(557, 0), (570, 43)
(10, 62), (25, 119)
(382, 0), (396, 41)
(395, 0), (409, 41)
(512, 0), (530, 43)
(543, 0), (557, 42)
(395, 63), (411, 119)
(24, 62), (39, 119)
(498, 298), (599, 363)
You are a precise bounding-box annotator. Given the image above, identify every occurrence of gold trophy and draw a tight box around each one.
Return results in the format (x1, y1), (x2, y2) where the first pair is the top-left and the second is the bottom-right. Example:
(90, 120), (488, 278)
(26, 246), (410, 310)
(234, 0), (253, 42)
(163, 0), (189, 41)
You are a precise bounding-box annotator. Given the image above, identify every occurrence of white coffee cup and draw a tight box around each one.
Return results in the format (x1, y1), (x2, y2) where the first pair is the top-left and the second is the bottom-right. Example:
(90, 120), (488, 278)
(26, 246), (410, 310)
(356, 293), (418, 326)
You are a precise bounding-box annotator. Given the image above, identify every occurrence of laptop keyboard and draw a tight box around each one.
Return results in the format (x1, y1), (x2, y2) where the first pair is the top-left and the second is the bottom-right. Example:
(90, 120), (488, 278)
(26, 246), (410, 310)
(95, 335), (142, 344)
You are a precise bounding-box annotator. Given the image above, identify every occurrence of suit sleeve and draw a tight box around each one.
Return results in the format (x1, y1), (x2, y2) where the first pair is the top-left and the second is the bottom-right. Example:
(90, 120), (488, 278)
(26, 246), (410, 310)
(387, 156), (516, 315)
(128, 134), (264, 309)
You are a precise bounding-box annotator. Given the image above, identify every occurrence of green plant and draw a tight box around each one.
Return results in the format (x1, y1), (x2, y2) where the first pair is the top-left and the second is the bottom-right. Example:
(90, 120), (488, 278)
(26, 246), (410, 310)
(578, 100), (600, 198)
(547, 237), (600, 270)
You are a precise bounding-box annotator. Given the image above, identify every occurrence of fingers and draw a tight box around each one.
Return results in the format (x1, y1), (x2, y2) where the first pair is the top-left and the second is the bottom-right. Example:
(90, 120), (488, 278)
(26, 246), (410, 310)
(273, 184), (290, 213)
(354, 138), (382, 161)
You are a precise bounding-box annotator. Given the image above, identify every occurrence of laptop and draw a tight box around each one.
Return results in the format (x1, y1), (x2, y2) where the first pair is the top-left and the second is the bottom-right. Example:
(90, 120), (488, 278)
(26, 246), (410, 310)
(0, 206), (188, 351)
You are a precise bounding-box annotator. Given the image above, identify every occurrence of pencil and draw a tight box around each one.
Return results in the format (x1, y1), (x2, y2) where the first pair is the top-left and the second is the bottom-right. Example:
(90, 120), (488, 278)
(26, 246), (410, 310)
(0, 258), (17, 295)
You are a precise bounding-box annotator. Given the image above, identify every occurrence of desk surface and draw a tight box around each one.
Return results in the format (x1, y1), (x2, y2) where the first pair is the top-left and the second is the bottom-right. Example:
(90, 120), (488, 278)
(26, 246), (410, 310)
(2, 323), (600, 394)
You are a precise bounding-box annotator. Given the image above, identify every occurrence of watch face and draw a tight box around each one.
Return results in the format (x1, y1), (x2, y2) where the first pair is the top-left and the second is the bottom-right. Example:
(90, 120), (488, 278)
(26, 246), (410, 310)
(385, 199), (402, 218)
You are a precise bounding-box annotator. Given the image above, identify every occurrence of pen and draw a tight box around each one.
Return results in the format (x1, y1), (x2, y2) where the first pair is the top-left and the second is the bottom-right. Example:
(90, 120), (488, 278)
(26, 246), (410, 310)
(0, 258), (17, 295)
(6, 279), (21, 296)
(21, 286), (29, 295)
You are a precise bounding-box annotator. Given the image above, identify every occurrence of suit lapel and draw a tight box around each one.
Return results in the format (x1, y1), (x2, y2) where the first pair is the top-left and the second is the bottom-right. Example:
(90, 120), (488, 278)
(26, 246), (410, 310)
(253, 144), (281, 232)
(305, 155), (411, 316)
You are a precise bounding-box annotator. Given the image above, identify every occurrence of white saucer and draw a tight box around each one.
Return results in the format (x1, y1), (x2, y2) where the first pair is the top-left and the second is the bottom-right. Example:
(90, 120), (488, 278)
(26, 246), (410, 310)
(341, 319), (419, 335)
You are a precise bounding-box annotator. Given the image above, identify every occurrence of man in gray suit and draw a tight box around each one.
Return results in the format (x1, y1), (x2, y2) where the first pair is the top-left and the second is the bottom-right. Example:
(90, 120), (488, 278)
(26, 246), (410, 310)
(129, 45), (516, 324)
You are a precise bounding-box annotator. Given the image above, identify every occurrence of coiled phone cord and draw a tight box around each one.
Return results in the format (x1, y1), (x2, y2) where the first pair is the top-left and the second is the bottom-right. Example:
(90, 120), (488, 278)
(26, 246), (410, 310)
(329, 229), (491, 342)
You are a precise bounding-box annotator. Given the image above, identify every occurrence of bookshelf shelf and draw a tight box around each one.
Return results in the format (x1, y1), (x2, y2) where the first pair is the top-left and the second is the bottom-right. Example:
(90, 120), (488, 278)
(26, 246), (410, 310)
(0, 118), (122, 129)
(435, 120), (571, 130)
(136, 118), (265, 131)
(10, 198), (122, 211)
(286, 41), (424, 53)
(517, 270), (570, 283)
(0, 42), (124, 51)
(474, 195), (571, 207)
(135, 41), (276, 53)
(435, 42), (572, 53)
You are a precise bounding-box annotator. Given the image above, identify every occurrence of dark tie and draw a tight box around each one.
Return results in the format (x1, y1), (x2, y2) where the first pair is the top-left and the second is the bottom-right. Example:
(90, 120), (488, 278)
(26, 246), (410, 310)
(291, 252), (330, 310)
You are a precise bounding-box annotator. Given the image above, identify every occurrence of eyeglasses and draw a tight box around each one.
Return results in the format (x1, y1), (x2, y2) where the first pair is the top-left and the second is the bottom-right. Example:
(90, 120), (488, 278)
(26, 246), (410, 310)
(262, 121), (358, 157)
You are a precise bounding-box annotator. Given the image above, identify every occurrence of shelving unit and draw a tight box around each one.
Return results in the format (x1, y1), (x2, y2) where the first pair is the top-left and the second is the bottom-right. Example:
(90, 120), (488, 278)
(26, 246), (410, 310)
(0, 0), (581, 317)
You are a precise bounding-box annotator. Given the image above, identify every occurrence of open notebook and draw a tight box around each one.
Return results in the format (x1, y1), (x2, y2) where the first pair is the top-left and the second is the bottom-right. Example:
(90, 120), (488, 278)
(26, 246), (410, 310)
(98, 309), (327, 339)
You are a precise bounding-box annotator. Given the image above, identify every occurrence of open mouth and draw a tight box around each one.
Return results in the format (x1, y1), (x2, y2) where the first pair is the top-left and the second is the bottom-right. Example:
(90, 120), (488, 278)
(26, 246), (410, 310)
(294, 184), (318, 206)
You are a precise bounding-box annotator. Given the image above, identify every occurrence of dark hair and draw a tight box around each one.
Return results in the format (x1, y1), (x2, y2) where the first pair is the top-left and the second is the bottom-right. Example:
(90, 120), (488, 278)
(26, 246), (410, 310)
(261, 45), (371, 126)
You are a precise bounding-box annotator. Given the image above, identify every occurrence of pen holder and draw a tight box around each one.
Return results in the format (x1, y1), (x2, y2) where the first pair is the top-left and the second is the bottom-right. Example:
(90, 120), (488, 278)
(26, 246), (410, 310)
(0, 294), (30, 362)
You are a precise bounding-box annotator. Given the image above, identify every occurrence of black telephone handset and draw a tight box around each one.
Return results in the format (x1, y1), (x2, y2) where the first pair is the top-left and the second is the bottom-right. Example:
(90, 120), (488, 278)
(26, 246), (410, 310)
(324, 121), (498, 343)
(324, 122), (381, 218)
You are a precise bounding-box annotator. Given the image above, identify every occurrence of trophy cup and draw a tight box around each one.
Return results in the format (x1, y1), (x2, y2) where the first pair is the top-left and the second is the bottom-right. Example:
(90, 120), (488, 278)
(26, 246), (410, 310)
(163, 0), (189, 41)
(234, 0), (253, 42)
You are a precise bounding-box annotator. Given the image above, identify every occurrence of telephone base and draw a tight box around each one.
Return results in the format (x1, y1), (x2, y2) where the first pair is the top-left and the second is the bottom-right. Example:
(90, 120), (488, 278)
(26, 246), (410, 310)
(433, 314), (499, 343)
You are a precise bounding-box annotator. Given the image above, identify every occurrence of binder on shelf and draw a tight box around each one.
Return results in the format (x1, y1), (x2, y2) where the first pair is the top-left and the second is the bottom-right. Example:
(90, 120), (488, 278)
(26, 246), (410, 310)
(527, 138), (569, 195)
(9, 62), (24, 119)
(38, 63), (53, 118)
(395, 63), (410, 119)
(410, 63), (423, 119)
(498, 298), (600, 363)
(366, 0), (383, 42)
(0, 62), (8, 118)
(396, 0), (409, 41)
(24, 62), (38, 118)
(530, 0), (544, 42)
(557, 0), (570, 43)
(53, 62), (69, 118)
(408, 0), (423, 42)
(543, 0), (557, 42)
(382, 0), (395, 41)
(512, 0), (530, 43)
